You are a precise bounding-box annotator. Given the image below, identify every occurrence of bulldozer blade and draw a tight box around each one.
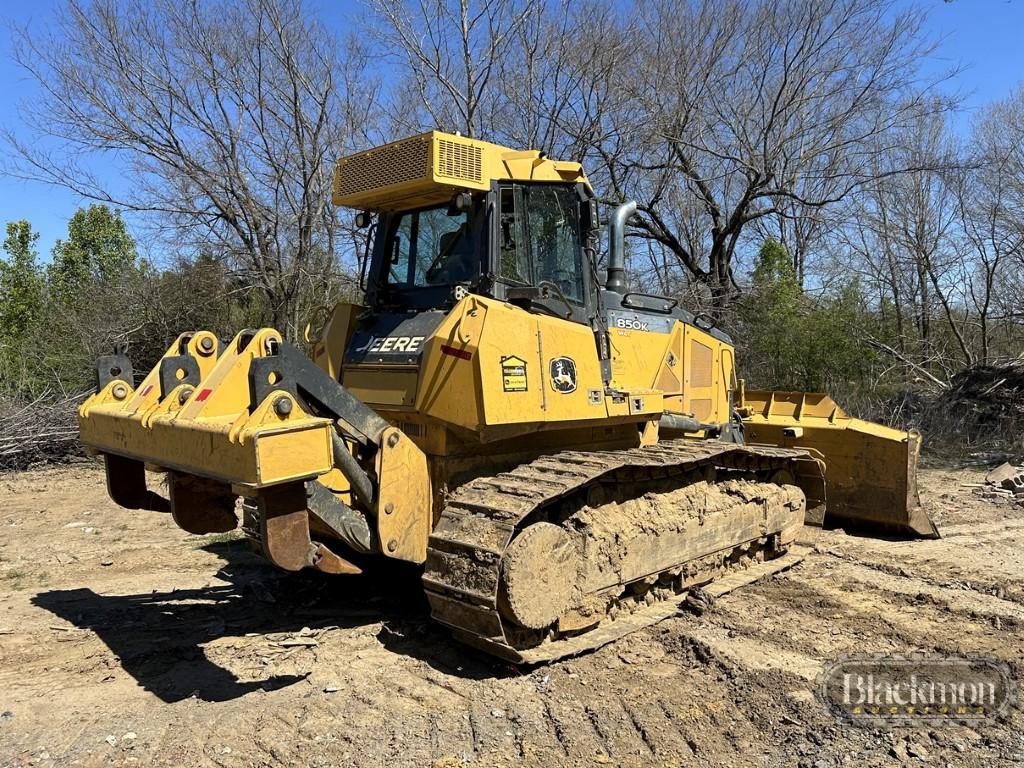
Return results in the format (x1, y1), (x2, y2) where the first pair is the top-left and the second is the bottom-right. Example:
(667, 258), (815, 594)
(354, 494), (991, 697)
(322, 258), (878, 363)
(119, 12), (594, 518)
(742, 390), (939, 539)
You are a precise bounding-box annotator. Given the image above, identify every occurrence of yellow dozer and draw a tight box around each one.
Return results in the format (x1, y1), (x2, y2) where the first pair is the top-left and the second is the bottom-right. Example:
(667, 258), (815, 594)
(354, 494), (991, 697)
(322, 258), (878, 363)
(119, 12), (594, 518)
(78, 132), (937, 663)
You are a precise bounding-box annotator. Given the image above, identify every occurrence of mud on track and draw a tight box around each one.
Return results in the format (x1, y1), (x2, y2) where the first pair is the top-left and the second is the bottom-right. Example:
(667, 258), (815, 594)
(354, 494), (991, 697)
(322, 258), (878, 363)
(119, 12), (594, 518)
(1, 462), (1022, 767)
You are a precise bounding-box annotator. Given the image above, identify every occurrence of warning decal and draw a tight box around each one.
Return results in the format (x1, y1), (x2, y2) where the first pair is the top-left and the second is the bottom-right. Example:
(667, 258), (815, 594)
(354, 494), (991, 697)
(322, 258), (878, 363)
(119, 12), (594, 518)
(500, 355), (528, 392)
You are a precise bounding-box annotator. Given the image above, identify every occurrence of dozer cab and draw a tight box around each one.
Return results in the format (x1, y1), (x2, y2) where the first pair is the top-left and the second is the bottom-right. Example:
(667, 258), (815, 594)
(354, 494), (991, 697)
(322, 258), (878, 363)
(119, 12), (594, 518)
(78, 131), (937, 662)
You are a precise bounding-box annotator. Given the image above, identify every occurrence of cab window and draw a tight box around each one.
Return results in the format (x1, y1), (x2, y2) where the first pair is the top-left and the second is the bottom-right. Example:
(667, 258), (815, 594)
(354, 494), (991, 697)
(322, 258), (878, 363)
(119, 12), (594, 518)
(387, 205), (474, 287)
(498, 184), (584, 303)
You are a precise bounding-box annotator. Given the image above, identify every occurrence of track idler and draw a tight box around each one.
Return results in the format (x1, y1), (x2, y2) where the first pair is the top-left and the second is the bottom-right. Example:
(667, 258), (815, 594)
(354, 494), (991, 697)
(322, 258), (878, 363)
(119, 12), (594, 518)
(498, 523), (579, 629)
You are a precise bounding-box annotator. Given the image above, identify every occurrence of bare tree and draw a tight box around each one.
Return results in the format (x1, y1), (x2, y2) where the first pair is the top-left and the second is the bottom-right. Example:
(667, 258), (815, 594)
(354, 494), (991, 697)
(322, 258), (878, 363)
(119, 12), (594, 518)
(753, 197), (842, 287)
(368, 0), (676, 293)
(832, 96), (1024, 378)
(8, 0), (377, 337)
(889, 118), (967, 364)
(366, 0), (539, 139)
(594, 0), (956, 315)
(830, 111), (976, 381)
(494, 0), (635, 160)
(957, 85), (1024, 360)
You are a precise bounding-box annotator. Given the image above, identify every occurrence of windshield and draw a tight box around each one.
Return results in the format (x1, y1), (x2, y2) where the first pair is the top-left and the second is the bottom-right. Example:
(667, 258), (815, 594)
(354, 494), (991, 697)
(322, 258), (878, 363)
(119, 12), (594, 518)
(386, 205), (474, 287)
(498, 184), (584, 303)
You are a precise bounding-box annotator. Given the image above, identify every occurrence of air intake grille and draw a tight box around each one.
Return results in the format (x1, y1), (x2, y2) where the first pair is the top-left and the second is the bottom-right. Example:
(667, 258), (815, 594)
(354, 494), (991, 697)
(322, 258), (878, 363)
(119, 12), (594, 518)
(335, 137), (431, 198)
(690, 340), (713, 388)
(436, 138), (482, 183)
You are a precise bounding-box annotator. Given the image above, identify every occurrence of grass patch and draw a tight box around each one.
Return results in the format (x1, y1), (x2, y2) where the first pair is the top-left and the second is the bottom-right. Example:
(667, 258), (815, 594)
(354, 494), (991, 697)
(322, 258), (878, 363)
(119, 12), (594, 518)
(2, 568), (28, 589)
(2, 567), (49, 590)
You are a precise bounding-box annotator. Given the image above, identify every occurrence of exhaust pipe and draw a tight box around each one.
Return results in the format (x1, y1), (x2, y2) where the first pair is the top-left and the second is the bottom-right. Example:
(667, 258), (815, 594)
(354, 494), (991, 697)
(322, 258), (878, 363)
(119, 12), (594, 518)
(605, 200), (637, 294)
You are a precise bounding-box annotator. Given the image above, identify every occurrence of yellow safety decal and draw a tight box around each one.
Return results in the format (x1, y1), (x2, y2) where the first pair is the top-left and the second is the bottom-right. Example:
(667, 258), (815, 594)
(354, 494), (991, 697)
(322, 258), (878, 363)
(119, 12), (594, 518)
(501, 355), (528, 392)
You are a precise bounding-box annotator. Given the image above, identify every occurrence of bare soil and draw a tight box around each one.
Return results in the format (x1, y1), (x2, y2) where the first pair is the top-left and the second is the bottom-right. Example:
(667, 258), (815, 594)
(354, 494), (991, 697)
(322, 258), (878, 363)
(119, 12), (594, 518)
(1, 461), (1022, 767)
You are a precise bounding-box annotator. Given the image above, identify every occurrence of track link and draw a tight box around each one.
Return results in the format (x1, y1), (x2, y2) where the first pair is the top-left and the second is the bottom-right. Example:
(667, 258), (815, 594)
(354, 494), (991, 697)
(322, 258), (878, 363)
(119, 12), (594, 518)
(422, 439), (822, 663)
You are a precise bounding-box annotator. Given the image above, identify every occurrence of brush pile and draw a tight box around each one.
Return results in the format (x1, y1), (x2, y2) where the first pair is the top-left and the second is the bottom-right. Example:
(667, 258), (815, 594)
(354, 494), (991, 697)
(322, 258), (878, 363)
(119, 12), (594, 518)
(912, 363), (1024, 450)
(0, 392), (87, 470)
(939, 364), (1024, 425)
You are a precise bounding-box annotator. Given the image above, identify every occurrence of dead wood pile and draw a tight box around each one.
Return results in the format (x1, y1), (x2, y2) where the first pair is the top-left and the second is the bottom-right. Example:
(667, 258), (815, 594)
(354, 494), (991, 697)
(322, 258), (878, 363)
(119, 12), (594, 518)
(0, 392), (87, 470)
(938, 364), (1024, 425)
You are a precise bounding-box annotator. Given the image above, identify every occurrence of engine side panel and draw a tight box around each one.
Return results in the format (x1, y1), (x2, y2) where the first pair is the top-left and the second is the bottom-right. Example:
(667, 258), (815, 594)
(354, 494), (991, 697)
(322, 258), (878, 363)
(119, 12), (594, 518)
(606, 309), (735, 426)
(338, 294), (664, 442)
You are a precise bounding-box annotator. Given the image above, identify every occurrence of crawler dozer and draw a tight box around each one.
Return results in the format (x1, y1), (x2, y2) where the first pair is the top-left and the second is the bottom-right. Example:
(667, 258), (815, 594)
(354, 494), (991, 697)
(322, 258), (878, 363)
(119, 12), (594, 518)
(78, 131), (938, 662)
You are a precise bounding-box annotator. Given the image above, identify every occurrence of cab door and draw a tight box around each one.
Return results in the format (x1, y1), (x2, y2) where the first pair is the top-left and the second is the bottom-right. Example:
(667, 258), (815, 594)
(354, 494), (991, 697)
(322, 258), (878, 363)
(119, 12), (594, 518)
(490, 183), (596, 326)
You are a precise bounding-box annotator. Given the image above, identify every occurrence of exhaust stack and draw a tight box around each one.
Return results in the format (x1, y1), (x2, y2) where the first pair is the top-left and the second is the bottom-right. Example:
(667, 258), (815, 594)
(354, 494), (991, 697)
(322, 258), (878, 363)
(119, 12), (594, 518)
(605, 200), (637, 294)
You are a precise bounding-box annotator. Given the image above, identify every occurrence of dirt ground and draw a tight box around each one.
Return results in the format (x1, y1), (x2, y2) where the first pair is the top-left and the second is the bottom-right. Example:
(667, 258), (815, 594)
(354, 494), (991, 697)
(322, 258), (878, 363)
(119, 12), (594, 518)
(1, 461), (1022, 768)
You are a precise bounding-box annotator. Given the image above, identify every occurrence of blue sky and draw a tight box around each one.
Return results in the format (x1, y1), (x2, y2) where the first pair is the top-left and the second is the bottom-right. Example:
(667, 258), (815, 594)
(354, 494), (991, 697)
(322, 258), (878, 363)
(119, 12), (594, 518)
(1, 0), (1022, 262)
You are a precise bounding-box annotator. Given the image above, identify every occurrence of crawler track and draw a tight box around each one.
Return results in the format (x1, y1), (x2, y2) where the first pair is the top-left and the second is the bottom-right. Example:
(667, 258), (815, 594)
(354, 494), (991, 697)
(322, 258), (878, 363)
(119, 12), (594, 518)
(422, 439), (823, 663)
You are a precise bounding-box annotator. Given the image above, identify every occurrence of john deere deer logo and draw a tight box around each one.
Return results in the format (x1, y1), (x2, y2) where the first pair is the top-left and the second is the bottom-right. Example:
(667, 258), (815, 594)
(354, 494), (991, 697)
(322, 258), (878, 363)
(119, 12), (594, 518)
(549, 357), (577, 394)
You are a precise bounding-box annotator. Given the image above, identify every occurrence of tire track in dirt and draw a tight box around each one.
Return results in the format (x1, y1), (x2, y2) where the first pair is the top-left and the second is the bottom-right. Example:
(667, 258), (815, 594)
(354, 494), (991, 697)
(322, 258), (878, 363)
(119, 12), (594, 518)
(676, 625), (822, 680)
(582, 695), (651, 761)
(732, 566), (1013, 645)
(493, 682), (565, 759)
(678, 552), (1024, 690)
(820, 519), (1024, 605)
(537, 686), (609, 761)
(858, 563), (1023, 608)
(617, 693), (657, 756)
(824, 557), (1024, 621)
(618, 690), (694, 760)
(3, 463), (1024, 767)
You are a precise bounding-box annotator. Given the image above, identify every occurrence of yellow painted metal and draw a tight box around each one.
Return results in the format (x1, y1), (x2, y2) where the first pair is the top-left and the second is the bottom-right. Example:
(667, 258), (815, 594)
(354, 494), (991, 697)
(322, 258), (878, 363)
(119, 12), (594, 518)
(81, 130), (940, 580)
(310, 302), (362, 379)
(315, 467), (354, 507)
(332, 131), (589, 213)
(344, 366), (420, 408)
(79, 329), (334, 488)
(740, 390), (938, 538)
(608, 317), (734, 429)
(375, 426), (432, 563)
(342, 294), (664, 441)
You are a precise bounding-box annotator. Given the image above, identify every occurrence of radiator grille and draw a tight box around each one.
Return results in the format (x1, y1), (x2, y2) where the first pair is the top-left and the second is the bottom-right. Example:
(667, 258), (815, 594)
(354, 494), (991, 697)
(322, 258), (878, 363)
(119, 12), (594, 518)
(335, 137), (431, 198)
(436, 138), (482, 183)
(690, 340), (713, 388)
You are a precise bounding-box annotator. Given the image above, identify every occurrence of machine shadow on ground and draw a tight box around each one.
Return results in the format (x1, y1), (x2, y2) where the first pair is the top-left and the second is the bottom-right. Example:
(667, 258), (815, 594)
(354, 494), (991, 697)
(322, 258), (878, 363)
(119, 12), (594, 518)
(31, 540), (510, 703)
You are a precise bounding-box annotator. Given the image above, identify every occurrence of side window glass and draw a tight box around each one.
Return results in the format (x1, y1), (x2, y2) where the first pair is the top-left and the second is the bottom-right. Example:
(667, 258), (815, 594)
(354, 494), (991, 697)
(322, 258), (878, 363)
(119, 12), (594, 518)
(499, 186), (530, 285)
(385, 206), (472, 287)
(526, 186), (583, 303)
(420, 208), (472, 285)
(390, 213), (415, 284)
